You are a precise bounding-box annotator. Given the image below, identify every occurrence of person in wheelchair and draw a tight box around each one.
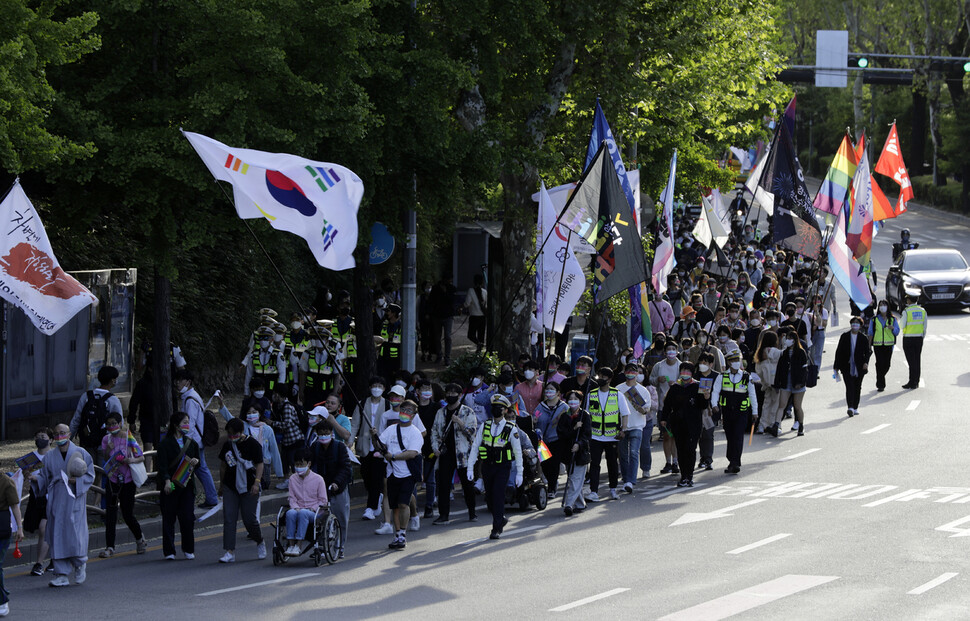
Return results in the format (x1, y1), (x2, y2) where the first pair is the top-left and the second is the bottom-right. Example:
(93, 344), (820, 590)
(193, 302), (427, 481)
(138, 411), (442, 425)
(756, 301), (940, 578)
(284, 450), (329, 557)
(308, 419), (353, 559)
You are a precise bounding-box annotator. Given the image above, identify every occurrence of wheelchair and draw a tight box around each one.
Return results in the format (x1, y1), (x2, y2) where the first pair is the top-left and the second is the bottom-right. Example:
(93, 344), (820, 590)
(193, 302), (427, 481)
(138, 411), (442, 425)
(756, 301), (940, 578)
(271, 504), (341, 567)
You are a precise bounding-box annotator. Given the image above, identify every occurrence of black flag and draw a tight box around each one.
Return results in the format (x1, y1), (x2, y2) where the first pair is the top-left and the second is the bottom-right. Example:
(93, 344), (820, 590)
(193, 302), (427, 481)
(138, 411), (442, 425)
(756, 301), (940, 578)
(758, 123), (822, 259)
(561, 143), (648, 304)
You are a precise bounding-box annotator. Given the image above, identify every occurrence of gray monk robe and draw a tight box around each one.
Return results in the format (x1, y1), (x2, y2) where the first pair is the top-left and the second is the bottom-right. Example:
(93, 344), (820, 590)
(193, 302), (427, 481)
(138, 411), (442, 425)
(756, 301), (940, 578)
(33, 443), (95, 576)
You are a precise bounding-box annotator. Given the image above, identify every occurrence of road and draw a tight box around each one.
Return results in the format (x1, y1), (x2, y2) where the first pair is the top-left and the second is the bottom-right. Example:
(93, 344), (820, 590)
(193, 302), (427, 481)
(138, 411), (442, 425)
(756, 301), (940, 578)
(5, 197), (970, 620)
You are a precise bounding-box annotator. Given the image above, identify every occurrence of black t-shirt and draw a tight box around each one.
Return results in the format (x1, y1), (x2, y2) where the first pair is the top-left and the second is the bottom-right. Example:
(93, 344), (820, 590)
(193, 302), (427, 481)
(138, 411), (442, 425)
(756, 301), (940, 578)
(559, 375), (593, 402)
(418, 401), (438, 455)
(219, 436), (264, 490)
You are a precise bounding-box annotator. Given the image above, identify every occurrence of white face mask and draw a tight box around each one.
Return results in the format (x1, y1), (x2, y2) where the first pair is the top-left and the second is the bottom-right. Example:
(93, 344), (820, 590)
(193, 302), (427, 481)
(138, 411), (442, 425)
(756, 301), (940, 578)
(636, 373), (645, 383)
(259, 340), (270, 349)
(784, 338), (794, 348)
(730, 361), (741, 371)
(291, 321), (302, 330)
(698, 364), (710, 373)
(768, 319), (778, 328)
(419, 390), (433, 400)
(878, 305), (888, 313)
(179, 385), (189, 394)
(524, 370), (535, 380)
(370, 387), (383, 398)
(502, 385), (513, 395)
(246, 414), (260, 425)
(253, 390), (265, 399)
(750, 319), (761, 327)
(471, 377), (482, 387)
(273, 334), (284, 343)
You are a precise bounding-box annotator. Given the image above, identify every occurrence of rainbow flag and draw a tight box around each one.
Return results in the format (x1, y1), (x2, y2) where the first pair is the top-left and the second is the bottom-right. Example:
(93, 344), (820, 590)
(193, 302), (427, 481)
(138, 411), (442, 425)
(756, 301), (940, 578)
(813, 133), (857, 216)
(846, 138), (874, 267)
(537, 440), (553, 462)
(126, 431), (143, 457)
(172, 454), (194, 488)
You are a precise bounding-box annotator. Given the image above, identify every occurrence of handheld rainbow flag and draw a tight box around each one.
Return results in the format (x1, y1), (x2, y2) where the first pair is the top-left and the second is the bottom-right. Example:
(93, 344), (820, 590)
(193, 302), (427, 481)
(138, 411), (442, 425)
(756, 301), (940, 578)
(126, 431), (143, 457)
(537, 440), (553, 462)
(172, 454), (195, 488)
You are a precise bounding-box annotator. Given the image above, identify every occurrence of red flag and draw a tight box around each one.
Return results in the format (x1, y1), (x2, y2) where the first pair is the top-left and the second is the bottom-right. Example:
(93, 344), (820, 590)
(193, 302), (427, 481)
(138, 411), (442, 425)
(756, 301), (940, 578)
(874, 122), (914, 215)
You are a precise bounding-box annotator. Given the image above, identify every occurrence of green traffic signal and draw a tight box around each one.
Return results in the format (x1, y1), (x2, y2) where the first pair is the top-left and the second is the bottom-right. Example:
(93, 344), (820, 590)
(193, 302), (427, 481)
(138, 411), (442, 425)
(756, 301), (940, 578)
(857, 57), (869, 68)
(964, 60), (970, 73)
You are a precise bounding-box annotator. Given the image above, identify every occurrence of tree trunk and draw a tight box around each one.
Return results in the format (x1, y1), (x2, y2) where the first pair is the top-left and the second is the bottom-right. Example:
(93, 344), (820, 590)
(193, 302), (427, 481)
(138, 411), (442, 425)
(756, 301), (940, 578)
(910, 89), (928, 176)
(352, 248), (376, 394)
(497, 168), (537, 362)
(153, 268), (173, 422)
(928, 76), (944, 186)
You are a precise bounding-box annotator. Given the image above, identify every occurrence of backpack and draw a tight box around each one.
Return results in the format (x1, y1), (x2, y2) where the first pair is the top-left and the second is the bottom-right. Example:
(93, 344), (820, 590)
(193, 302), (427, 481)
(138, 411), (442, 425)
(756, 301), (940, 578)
(78, 390), (111, 446)
(183, 395), (220, 448)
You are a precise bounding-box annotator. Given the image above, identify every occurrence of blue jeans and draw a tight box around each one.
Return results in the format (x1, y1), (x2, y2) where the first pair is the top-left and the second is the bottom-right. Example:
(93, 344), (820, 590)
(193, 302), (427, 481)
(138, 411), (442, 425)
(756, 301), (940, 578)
(194, 449), (219, 505)
(811, 329), (825, 369)
(286, 508), (316, 540)
(423, 456), (437, 511)
(618, 429), (643, 486)
(639, 422), (654, 475)
(0, 537), (9, 604)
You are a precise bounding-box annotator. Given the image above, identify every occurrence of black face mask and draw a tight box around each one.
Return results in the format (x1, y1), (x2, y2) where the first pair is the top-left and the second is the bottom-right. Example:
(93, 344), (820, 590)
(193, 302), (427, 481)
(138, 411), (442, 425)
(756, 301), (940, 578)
(35, 438), (49, 450)
(445, 395), (460, 406)
(597, 378), (610, 388)
(492, 407), (505, 419)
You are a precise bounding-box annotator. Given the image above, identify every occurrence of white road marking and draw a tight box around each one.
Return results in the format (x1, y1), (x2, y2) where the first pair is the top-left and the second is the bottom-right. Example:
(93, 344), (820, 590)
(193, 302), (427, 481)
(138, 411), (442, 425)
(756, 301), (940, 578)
(908, 573), (959, 595)
(669, 499), (767, 526)
(549, 587), (630, 612)
(658, 574), (839, 620)
(919, 378), (926, 387)
(935, 515), (970, 538)
(456, 524), (545, 545)
(777, 448), (821, 461)
(906, 400), (920, 411)
(641, 483), (706, 501)
(863, 489), (924, 507)
(726, 533), (791, 555)
(197, 573), (318, 596)
(861, 424), (891, 435)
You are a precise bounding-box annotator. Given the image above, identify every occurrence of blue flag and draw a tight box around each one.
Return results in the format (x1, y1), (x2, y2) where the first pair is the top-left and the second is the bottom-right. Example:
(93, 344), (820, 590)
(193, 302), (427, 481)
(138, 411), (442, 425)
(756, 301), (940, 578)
(585, 100), (651, 356)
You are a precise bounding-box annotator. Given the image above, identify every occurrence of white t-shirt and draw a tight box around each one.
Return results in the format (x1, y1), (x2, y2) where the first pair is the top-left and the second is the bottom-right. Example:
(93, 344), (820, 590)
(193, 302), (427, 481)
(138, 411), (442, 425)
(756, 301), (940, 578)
(379, 409), (427, 435)
(379, 423), (425, 478)
(617, 383), (652, 429)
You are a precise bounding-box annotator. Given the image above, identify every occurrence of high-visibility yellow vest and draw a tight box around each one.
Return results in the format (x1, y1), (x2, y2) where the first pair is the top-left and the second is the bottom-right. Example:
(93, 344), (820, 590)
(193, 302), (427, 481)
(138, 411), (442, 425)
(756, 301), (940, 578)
(587, 390), (620, 438)
(871, 317), (896, 346)
(252, 350), (280, 390)
(380, 322), (401, 360)
(479, 420), (514, 463)
(304, 348), (335, 391)
(718, 373), (751, 414)
(903, 305), (926, 337)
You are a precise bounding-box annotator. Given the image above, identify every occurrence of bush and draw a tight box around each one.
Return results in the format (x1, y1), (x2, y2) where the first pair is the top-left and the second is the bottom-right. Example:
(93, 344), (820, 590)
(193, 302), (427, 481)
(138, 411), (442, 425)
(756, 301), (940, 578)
(437, 350), (503, 385)
(911, 175), (965, 213)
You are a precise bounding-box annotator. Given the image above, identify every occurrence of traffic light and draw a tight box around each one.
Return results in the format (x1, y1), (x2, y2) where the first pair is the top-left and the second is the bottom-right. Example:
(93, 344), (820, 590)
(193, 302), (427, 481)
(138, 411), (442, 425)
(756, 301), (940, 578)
(848, 54), (869, 68)
(964, 60), (970, 73)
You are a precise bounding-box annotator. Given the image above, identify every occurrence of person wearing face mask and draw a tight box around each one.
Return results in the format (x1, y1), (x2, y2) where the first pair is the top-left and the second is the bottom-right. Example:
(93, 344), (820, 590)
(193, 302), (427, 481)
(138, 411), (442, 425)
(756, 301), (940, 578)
(29, 423), (94, 587)
(557, 391), (592, 515)
(835, 316), (872, 417)
(693, 353), (719, 470)
(244, 326), (287, 396)
(671, 306), (700, 343)
(773, 327), (809, 436)
(308, 423), (353, 558)
(239, 378), (272, 422)
(23, 428), (53, 576)
(584, 368), (629, 502)
(351, 377), (390, 520)
(781, 301), (810, 348)
(514, 361), (543, 417)
(651, 343), (683, 475)
(378, 385), (428, 435)
(466, 395), (523, 539)
(415, 380), (441, 518)
(560, 356), (595, 404)
(98, 413), (146, 559)
(543, 354), (566, 384)
(753, 331), (783, 436)
(431, 383), (479, 525)
(711, 351), (758, 474)
(299, 326), (339, 409)
(687, 330), (726, 373)
(69, 365), (124, 460)
(659, 363), (706, 487)
(283, 450), (329, 557)
(648, 289), (676, 334)
(376, 304), (404, 381)
(722, 302), (747, 332)
(617, 363), (651, 493)
(534, 382), (567, 496)
(172, 370), (219, 509)
(217, 418), (265, 563)
(378, 401), (424, 549)
(714, 325), (741, 358)
(241, 404), (283, 490)
(868, 300), (899, 392)
(462, 367), (490, 422)
(900, 294), (927, 389)
(374, 385), (426, 535)
(156, 413), (199, 560)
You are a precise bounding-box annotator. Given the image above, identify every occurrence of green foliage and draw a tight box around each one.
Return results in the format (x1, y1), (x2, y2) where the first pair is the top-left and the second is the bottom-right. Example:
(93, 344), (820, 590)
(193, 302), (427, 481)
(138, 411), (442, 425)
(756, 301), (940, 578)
(0, 0), (100, 172)
(911, 175), (963, 212)
(438, 350), (502, 385)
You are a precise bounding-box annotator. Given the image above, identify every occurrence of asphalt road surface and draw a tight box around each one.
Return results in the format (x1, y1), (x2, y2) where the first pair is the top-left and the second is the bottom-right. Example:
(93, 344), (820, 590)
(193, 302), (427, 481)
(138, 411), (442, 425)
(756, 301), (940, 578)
(5, 198), (970, 620)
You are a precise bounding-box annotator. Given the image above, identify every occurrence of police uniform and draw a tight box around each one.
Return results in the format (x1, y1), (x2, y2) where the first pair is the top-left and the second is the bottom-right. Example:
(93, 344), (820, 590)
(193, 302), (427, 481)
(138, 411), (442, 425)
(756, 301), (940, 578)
(711, 353), (758, 474)
(377, 317), (402, 380)
(467, 395), (523, 539)
(868, 311), (899, 392)
(300, 327), (339, 407)
(585, 386), (629, 500)
(244, 326), (287, 394)
(901, 299), (927, 389)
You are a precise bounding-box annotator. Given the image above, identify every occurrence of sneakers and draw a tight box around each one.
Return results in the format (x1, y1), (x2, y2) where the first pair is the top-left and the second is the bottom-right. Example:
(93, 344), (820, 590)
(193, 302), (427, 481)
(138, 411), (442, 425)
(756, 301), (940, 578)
(846, 409), (854, 418)
(701, 462), (713, 471)
(99, 547), (114, 558)
(791, 421), (801, 431)
(564, 506), (573, 516)
(474, 478), (485, 494)
(670, 463), (680, 474)
(660, 463), (672, 474)
(468, 515), (479, 522)
(489, 531), (501, 540)
(609, 488), (620, 500)
(0, 602), (8, 616)
(275, 480), (290, 490)
(769, 423), (780, 438)
(337, 548), (345, 559)
(623, 482), (634, 494)
(49, 575), (70, 587)
(423, 507), (434, 519)
(362, 507), (376, 520)
(755, 426), (765, 434)
(408, 516), (421, 531)
(585, 491), (600, 503)
(219, 551), (235, 563)
(285, 545), (301, 557)
(184, 552), (195, 560)
(256, 542), (267, 560)
(74, 563), (86, 584)
(677, 479), (689, 488)
(432, 517), (451, 526)
(388, 534), (406, 550)
(641, 470), (651, 479)
(375, 522), (394, 535)
(164, 554), (176, 560)
(136, 537), (147, 554)
(30, 563), (43, 577)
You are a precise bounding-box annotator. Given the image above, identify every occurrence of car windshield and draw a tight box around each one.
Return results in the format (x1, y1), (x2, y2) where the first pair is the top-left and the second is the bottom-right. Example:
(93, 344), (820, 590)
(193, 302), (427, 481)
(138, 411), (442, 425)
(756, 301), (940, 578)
(905, 253), (968, 272)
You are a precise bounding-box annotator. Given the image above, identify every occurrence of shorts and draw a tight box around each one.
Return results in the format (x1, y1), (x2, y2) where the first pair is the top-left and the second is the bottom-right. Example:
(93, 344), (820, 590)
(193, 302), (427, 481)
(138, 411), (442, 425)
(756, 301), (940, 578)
(386, 475), (415, 509)
(23, 490), (47, 533)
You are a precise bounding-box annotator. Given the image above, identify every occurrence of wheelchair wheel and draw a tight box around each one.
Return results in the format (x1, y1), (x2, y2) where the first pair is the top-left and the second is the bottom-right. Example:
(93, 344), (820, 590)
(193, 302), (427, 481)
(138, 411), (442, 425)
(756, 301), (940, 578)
(321, 514), (341, 565)
(531, 486), (548, 510)
(272, 543), (285, 566)
(517, 493), (530, 512)
(312, 547), (324, 567)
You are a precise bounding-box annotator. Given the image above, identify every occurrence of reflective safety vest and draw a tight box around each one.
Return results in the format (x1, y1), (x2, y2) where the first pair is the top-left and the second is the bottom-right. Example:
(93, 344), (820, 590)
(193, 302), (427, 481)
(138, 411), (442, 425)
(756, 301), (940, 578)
(332, 325), (357, 374)
(304, 348), (335, 391)
(903, 305), (926, 337)
(587, 390), (621, 438)
(718, 372), (751, 414)
(380, 322), (402, 360)
(871, 316), (896, 346)
(252, 350), (281, 390)
(479, 419), (514, 464)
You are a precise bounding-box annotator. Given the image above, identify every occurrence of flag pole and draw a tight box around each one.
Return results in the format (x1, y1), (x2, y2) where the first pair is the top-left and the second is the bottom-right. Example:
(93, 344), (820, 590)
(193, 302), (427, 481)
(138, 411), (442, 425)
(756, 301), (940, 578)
(543, 229), (573, 388)
(210, 179), (362, 409)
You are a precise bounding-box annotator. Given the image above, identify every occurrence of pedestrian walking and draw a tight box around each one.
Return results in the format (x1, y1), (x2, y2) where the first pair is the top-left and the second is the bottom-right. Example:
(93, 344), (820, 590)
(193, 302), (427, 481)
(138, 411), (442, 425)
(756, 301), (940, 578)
(156, 412), (199, 560)
(0, 470), (23, 616)
(377, 400), (423, 550)
(175, 370), (219, 509)
(773, 327), (809, 436)
(753, 331), (783, 436)
(466, 395), (523, 540)
(585, 368), (628, 502)
(617, 363), (651, 493)
(868, 301), (899, 392)
(430, 384), (479, 525)
(659, 363), (706, 487)
(308, 423), (352, 559)
(834, 317), (872, 417)
(98, 413), (146, 558)
(23, 428), (51, 576)
(557, 392), (591, 516)
(711, 350), (758, 474)
(218, 418), (265, 563)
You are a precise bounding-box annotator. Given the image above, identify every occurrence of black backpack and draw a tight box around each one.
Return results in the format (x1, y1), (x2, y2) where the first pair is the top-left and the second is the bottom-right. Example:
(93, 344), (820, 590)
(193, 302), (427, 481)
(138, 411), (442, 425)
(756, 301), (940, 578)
(183, 395), (220, 448)
(79, 391), (111, 446)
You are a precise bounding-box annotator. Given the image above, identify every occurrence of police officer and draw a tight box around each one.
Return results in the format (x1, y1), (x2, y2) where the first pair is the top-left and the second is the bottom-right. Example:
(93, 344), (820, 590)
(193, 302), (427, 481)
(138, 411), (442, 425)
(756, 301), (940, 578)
(868, 300), (899, 392)
(299, 326), (340, 408)
(376, 304), (402, 381)
(892, 229), (919, 261)
(244, 326), (286, 395)
(585, 368), (628, 502)
(466, 395), (523, 540)
(900, 294), (927, 389)
(711, 350), (758, 474)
